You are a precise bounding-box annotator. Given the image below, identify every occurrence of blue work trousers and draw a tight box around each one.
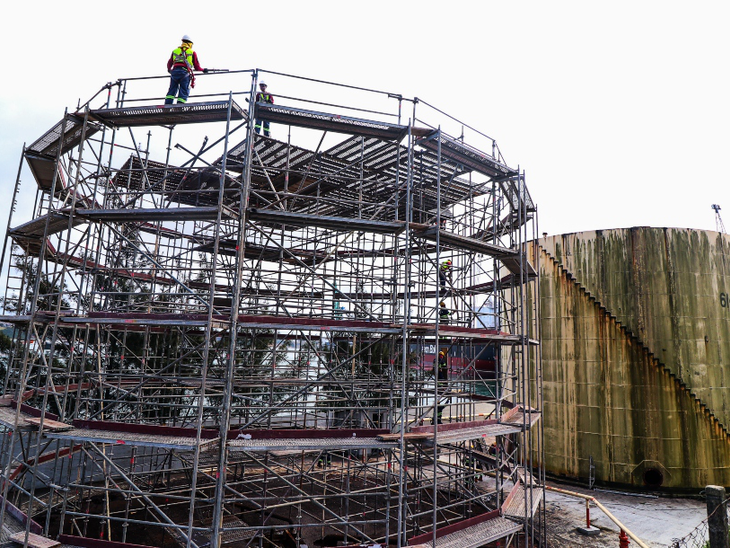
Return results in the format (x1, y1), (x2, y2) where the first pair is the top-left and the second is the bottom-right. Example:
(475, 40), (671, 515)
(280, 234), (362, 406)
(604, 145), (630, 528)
(165, 67), (191, 104)
(255, 119), (270, 136)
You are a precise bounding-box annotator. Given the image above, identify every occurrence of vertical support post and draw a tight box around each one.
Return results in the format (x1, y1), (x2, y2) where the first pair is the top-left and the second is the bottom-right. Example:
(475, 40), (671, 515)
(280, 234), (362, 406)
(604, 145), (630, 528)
(707, 485), (729, 548)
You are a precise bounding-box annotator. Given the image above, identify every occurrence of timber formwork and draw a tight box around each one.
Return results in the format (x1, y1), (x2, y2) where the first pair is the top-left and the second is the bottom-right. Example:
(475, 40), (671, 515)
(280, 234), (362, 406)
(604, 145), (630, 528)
(0, 69), (542, 548)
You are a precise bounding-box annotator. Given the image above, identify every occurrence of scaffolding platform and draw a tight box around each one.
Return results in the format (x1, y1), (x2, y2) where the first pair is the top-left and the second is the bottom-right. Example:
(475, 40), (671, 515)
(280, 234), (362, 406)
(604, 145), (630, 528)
(407, 323), (522, 342)
(416, 131), (517, 179)
(44, 421), (220, 451)
(24, 152), (63, 194)
(408, 510), (522, 548)
(0, 406), (34, 431)
(23, 417), (73, 432)
(402, 417), (532, 444)
(87, 100), (246, 128)
(8, 531), (60, 548)
(24, 115), (101, 192)
(17, 239), (175, 285)
(500, 405), (541, 430)
(229, 435), (396, 452)
(9, 210), (81, 240)
(502, 479), (543, 521)
(0, 402), (69, 433)
(226, 133), (486, 222)
(417, 226), (536, 276)
(195, 240), (328, 266)
(63, 312), (214, 328)
(247, 208), (404, 234)
(254, 102), (415, 141)
(75, 205), (236, 223)
(235, 314), (403, 334)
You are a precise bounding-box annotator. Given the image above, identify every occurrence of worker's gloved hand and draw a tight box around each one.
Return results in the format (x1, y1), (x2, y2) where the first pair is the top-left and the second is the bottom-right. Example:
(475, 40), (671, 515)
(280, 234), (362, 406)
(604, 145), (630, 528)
(203, 68), (209, 73)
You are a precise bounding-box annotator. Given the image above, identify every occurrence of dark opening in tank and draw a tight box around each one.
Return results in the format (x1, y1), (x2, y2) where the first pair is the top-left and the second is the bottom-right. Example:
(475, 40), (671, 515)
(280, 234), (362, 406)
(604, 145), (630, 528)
(643, 467), (664, 488)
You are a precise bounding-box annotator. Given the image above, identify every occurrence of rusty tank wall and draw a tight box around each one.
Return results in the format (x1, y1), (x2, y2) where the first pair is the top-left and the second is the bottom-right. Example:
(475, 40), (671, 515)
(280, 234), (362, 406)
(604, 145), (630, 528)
(531, 227), (730, 490)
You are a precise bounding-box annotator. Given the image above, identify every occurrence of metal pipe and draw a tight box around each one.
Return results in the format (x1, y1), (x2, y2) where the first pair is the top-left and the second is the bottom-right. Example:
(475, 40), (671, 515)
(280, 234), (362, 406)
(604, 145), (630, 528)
(546, 485), (650, 548)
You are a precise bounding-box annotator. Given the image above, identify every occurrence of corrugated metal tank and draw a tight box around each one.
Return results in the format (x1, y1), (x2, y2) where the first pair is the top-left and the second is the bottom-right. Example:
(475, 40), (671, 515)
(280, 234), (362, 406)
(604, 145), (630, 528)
(531, 227), (730, 490)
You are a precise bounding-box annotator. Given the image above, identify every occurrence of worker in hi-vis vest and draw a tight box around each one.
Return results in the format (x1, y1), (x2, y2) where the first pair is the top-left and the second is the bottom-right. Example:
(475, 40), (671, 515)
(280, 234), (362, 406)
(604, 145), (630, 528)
(255, 81), (274, 136)
(165, 35), (207, 105)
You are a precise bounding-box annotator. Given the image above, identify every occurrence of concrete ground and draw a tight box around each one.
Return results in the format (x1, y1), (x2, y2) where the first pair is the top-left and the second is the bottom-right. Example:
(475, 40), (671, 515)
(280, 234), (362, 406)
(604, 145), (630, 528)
(543, 481), (708, 547)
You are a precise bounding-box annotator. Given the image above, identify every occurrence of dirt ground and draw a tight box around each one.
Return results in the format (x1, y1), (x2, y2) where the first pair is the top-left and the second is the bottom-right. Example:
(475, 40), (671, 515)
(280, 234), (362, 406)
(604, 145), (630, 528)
(543, 480), (707, 547)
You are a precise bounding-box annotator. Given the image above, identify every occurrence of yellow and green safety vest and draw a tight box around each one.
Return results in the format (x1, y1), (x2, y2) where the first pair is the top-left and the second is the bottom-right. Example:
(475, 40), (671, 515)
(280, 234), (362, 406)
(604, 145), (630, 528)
(171, 47), (194, 70)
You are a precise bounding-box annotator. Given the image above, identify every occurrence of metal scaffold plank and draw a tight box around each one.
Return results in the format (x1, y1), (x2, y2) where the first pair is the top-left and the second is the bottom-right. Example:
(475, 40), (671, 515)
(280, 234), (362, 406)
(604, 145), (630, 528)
(415, 226), (537, 276)
(409, 510), (523, 548)
(24, 152), (62, 193)
(44, 421), (219, 451)
(44, 428), (218, 450)
(409, 518), (523, 547)
(75, 206), (235, 222)
(407, 323), (522, 342)
(63, 314), (213, 327)
(416, 131), (517, 179)
(236, 314), (403, 334)
(9, 210), (83, 239)
(87, 100), (246, 127)
(380, 421), (525, 444)
(228, 436), (397, 452)
(502, 479), (543, 521)
(247, 208), (404, 234)
(417, 225), (514, 259)
(25, 114), (100, 158)
(254, 103), (414, 141)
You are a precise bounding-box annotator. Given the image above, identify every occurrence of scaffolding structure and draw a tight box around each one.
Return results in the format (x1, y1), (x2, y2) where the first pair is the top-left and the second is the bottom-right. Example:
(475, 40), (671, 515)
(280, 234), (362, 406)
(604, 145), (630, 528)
(0, 69), (542, 548)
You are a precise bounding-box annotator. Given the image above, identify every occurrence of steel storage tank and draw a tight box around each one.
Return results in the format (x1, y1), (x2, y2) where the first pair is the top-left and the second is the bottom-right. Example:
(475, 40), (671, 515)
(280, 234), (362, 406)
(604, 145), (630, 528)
(530, 227), (730, 490)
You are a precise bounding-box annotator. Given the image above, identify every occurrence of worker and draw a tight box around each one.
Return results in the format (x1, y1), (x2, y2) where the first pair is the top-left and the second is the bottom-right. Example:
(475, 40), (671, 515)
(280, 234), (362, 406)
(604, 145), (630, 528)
(438, 301), (450, 324)
(439, 259), (452, 290)
(436, 405), (445, 424)
(165, 35), (207, 105)
(464, 456), (474, 487)
(255, 81), (274, 136)
(437, 350), (448, 383)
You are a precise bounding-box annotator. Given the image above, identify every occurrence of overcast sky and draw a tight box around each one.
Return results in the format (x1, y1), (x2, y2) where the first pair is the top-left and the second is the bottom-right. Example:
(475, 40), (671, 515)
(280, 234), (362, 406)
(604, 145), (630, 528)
(1, 1), (729, 237)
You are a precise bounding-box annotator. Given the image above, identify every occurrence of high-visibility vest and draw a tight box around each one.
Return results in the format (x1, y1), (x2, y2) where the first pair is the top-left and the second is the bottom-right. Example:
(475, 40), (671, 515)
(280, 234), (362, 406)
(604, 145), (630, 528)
(171, 47), (194, 70)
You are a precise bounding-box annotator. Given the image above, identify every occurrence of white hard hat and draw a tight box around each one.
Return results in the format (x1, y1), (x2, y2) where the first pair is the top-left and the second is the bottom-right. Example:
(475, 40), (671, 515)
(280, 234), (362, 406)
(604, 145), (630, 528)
(259, 81), (267, 86)
(182, 34), (193, 42)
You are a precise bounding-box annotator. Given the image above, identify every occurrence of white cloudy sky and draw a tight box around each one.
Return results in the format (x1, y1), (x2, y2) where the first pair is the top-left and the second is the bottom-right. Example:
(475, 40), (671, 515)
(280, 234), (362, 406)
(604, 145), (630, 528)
(1, 0), (729, 237)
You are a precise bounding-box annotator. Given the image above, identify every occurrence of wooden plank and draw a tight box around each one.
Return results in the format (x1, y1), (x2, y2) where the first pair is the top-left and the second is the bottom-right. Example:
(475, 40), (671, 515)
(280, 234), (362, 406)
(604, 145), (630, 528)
(25, 417), (73, 431)
(9, 532), (61, 548)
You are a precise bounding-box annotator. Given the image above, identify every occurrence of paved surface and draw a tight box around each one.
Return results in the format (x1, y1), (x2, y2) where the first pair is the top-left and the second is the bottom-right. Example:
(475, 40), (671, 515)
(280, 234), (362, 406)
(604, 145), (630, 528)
(544, 481), (708, 547)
